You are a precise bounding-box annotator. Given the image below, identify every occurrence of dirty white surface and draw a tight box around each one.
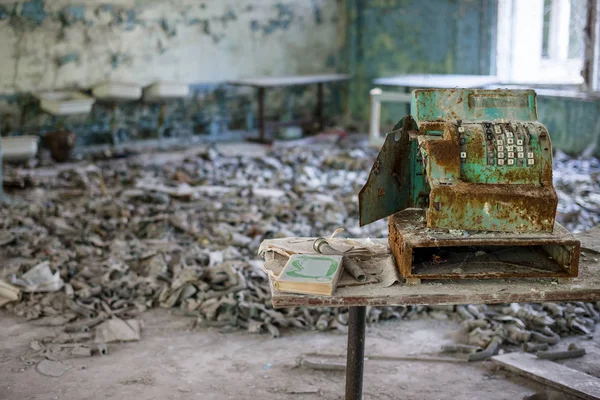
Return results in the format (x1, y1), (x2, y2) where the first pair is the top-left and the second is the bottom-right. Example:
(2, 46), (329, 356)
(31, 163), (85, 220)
(0, 0), (342, 94)
(0, 308), (582, 400)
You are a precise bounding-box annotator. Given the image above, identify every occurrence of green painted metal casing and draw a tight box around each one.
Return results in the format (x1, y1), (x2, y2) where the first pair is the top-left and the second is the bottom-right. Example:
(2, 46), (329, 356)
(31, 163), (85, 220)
(359, 89), (558, 233)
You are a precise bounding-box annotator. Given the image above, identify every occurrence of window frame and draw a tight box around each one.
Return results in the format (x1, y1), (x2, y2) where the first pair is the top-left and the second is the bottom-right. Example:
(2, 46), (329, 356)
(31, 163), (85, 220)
(496, 0), (587, 85)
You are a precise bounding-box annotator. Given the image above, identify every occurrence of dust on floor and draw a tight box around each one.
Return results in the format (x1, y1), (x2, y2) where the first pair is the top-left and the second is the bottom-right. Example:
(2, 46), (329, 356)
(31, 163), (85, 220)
(3, 308), (591, 400)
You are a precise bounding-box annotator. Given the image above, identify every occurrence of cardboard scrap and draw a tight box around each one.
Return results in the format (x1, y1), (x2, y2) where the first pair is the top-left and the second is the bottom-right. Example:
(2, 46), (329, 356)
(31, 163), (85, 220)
(94, 318), (141, 343)
(0, 280), (21, 307)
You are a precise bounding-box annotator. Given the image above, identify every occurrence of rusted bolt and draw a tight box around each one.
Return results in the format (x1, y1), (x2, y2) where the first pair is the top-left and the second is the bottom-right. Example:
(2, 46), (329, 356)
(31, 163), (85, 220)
(378, 187), (385, 198)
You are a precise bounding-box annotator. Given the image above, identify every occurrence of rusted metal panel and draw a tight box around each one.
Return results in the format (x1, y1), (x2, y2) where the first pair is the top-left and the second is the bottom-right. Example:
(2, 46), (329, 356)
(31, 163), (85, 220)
(389, 209), (579, 281)
(358, 116), (427, 226)
(427, 183), (558, 232)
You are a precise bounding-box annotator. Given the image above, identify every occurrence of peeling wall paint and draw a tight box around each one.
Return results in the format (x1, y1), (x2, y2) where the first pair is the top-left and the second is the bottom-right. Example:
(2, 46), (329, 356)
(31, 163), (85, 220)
(0, 0), (346, 145)
(0, 0), (343, 93)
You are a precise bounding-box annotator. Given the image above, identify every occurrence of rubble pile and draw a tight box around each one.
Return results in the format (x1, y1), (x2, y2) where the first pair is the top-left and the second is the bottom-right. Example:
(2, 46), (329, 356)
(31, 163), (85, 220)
(554, 149), (600, 232)
(0, 135), (599, 357)
(452, 302), (599, 357)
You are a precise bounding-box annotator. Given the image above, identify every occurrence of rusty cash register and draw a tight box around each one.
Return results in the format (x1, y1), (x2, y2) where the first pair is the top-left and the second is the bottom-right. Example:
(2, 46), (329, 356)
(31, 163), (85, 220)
(359, 89), (580, 282)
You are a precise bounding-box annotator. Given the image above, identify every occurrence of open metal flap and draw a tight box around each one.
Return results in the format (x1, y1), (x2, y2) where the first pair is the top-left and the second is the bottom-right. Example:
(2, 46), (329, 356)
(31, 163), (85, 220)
(358, 117), (415, 226)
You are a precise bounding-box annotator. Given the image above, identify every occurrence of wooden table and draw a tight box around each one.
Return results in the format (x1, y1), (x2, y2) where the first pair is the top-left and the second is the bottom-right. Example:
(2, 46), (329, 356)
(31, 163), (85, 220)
(262, 238), (600, 400)
(228, 74), (349, 143)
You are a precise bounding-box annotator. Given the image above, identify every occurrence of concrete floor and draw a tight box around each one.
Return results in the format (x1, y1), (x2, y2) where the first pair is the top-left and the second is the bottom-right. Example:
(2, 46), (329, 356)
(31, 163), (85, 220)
(0, 309), (578, 400)
(2, 141), (599, 399)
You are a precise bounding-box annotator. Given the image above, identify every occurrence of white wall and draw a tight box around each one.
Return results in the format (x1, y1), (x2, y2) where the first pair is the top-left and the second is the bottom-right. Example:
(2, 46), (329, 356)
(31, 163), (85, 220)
(0, 0), (344, 94)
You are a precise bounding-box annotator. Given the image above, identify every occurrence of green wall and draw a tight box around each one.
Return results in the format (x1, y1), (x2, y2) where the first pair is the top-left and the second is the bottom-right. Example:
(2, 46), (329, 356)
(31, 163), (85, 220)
(537, 96), (600, 156)
(346, 0), (496, 125)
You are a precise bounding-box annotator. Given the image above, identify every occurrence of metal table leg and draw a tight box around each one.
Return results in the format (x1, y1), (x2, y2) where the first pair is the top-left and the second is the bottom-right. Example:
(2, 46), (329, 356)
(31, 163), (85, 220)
(247, 87), (272, 144)
(345, 306), (366, 400)
(316, 82), (324, 132)
(257, 87), (266, 141)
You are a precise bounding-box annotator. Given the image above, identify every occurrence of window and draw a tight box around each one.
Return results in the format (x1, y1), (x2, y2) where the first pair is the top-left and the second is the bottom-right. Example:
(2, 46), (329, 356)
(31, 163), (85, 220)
(496, 0), (590, 86)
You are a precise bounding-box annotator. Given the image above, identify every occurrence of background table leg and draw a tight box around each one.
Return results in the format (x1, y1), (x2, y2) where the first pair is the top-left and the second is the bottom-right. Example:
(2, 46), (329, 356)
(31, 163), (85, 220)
(257, 87), (265, 141)
(316, 82), (324, 132)
(345, 306), (366, 400)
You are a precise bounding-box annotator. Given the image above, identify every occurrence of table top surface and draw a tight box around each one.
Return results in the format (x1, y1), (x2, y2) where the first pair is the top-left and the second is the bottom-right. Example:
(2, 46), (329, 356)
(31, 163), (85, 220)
(262, 234), (600, 309)
(373, 74), (500, 88)
(228, 74), (350, 87)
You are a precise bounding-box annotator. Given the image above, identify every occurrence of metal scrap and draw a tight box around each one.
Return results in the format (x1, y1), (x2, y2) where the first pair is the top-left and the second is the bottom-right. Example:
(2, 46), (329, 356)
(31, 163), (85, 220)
(94, 318), (141, 343)
(537, 343), (586, 360)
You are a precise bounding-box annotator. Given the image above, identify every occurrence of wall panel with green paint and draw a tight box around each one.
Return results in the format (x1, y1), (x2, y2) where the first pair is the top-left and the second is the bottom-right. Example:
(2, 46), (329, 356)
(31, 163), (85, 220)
(346, 0), (496, 126)
(538, 96), (600, 156)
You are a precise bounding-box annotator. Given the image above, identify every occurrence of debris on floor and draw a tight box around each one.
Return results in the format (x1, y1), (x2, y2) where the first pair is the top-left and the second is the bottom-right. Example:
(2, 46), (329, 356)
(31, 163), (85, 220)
(553, 149), (600, 233)
(35, 359), (73, 377)
(94, 318), (141, 343)
(1, 136), (599, 357)
(10, 261), (64, 293)
(453, 302), (598, 359)
(0, 280), (21, 307)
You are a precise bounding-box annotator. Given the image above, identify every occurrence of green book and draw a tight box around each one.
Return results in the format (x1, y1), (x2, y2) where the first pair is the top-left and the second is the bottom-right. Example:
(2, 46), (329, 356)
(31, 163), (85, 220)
(275, 254), (344, 296)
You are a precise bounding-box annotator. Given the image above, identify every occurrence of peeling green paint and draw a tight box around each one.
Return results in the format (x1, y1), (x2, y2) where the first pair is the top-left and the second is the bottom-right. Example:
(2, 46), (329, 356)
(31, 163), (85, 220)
(260, 2), (294, 34)
(56, 52), (79, 66)
(0, 6), (9, 20)
(312, 0), (323, 24)
(160, 18), (177, 37)
(58, 4), (86, 26)
(111, 52), (132, 69)
(117, 8), (136, 31)
(20, 0), (45, 26)
(1, 0), (343, 147)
